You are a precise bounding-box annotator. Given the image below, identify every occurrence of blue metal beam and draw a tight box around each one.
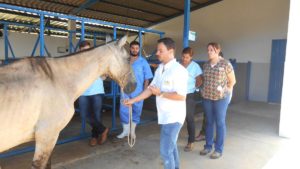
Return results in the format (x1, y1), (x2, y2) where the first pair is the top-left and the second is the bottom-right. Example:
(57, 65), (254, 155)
(81, 21), (85, 41)
(183, 0), (191, 48)
(139, 31), (142, 57)
(93, 34), (97, 46)
(39, 14), (45, 56)
(113, 26), (117, 40)
(0, 4), (164, 35)
(31, 37), (40, 56)
(7, 38), (16, 59)
(4, 24), (9, 63)
(0, 20), (106, 37)
(70, 0), (99, 14)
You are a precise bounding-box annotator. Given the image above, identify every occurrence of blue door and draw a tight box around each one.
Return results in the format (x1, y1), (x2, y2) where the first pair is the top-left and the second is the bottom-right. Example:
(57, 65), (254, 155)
(268, 39), (287, 103)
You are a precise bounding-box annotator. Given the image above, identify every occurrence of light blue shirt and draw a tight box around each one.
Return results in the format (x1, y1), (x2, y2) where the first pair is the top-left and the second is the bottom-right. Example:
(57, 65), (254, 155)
(186, 61), (202, 94)
(82, 77), (105, 96)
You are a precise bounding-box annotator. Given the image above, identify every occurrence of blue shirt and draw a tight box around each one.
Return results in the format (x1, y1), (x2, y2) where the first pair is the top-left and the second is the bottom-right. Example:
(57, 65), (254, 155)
(127, 56), (153, 97)
(82, 77), (105, 96)
(186, 61), (202, 94)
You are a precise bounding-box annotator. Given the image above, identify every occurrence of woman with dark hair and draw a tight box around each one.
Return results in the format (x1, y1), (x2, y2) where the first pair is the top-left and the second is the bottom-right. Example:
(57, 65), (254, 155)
(195, 51), (225, 142)
(199, 43), (236, 159)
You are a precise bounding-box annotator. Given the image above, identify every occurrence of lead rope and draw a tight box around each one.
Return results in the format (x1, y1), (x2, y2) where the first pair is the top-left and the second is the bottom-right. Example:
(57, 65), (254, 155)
(121, 89), (135, 148)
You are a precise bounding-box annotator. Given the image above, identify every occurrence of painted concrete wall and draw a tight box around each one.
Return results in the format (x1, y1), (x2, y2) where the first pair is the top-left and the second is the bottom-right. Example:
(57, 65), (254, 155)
(0, 32), (70, 58)
(0, 31), (99, 59)
(144, 0), (289, 102)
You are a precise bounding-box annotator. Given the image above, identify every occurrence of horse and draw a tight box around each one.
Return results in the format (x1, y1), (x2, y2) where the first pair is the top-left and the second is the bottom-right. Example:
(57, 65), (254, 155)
(0, 36), (136, 169)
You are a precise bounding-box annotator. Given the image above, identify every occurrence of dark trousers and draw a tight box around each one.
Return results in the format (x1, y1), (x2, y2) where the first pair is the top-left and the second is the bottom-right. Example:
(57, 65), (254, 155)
(200, 112), (206, 135)
(79, 94), (106, 138)
(185, 93), (196, 143)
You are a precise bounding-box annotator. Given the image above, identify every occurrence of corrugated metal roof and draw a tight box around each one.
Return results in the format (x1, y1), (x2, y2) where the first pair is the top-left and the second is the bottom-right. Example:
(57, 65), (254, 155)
(0, 0), (222, 38)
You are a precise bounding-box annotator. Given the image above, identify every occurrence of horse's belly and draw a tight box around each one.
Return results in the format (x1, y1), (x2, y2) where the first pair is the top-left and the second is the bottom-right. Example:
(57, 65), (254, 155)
(0, 128), (34, 153)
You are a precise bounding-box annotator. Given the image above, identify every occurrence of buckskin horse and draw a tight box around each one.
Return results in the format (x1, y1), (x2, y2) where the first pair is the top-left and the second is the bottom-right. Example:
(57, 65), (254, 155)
(0, 36), (136, 169)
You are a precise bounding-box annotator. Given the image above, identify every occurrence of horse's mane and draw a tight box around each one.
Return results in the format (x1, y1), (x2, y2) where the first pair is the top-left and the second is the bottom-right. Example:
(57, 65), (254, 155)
(0, 40), (118, 80)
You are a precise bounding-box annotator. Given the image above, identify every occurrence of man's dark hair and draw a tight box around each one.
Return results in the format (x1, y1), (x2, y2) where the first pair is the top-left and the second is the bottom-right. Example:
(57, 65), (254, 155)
(157, 37), (175, 50)
(79, 41), (91, 49)
(130, 41), (140, 47)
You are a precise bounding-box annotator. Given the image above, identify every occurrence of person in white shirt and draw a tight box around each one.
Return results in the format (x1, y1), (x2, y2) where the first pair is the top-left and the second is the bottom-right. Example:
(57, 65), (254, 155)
(123, 37), (188, 169)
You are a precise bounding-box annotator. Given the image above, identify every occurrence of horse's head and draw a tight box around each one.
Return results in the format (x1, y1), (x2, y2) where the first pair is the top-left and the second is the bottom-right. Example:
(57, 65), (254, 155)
(106, 36), (137, 94)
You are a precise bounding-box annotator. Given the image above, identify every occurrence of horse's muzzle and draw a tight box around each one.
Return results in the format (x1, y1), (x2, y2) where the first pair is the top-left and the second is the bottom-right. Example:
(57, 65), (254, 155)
(123, 81), (137, 94)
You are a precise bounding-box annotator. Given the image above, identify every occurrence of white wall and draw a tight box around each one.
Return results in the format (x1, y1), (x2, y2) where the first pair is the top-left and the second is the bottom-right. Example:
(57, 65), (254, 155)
(0, 31), (101, 60)
(144, 0), (289, 102)
(0, 32), (71, 58)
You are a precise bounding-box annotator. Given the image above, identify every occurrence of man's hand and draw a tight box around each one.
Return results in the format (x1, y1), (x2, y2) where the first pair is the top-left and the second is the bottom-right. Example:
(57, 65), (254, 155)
(122, 99), (135, 106)
(148, 85), (161, 96)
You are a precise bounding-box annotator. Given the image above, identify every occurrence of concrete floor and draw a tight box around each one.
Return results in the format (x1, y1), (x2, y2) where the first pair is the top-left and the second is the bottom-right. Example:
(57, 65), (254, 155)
(1, 101), (297, 169)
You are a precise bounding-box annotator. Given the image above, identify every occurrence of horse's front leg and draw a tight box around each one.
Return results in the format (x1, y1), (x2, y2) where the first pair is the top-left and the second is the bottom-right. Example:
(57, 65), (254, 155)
(31, 129), (59, 169)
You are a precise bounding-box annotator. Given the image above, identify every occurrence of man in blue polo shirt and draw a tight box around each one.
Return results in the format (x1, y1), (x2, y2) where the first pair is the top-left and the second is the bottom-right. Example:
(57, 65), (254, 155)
(114, 41), (153, 141)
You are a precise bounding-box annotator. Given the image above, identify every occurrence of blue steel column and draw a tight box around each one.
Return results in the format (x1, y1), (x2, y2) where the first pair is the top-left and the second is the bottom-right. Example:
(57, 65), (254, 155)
(113, 26), (117, 40)
(39, 14), (45, 56)
(81, 21), (85, 41)
(160, 33), (164, 39)
(139, 31), (142, 57)
(183, 0), (191, 48)
(68, 31), (73, 54)
(4, 24), (8, 63)
(112, 26), (117, 129)
(93, 34), (97, 46)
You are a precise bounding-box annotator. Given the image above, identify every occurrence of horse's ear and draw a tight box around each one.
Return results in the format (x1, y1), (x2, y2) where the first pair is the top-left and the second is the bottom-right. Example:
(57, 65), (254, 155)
(117, 35), (128, 47)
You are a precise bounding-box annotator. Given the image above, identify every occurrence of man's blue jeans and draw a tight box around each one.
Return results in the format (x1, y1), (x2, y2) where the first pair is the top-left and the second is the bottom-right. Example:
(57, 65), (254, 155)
(160, 122), (182, 169)
(203, 95), (231, 153)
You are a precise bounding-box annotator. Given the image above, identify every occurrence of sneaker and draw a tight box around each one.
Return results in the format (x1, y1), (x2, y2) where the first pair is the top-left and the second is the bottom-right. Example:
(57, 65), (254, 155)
(195, 134), (205, 142)
(89, 138), (97, 146)
(210, 151), (222, 159)
(184, 143), (194, 152)
(199, 148), (211, 156)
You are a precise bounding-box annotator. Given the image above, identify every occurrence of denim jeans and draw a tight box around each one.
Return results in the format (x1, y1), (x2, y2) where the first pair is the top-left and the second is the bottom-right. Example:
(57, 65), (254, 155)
(203, 95), (231, 153)
(79, 94), (106, 138)
(185, 93), (196, 143)
(160, 122), (182, 169)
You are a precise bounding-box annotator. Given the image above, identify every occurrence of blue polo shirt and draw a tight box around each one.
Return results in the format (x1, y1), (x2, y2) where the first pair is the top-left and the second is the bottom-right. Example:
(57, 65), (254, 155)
(82, 77), (105, 96)
(186, 61), (202, 94)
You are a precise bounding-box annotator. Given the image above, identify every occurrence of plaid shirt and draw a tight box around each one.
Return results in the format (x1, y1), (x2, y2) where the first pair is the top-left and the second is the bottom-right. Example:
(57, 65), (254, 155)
(201, 59), (233, 100)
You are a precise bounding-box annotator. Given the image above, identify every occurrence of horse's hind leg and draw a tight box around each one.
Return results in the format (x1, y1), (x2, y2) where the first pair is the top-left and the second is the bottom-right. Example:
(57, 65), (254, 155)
(32, 131), (59, 169)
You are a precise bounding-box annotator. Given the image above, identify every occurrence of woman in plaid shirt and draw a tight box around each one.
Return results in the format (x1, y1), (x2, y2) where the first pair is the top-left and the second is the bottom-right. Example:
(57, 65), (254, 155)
(199, 42), (236, 159)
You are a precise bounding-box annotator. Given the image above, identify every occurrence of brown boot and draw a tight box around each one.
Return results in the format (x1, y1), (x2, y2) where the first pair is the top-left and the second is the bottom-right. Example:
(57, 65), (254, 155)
(98, 128), (109, 145)
(89, 138), (97, 146)
(184, 143), (194, 152)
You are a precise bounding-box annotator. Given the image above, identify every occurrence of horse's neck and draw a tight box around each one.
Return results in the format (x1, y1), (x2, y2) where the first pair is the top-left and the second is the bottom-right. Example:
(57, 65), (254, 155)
(52, 46), (110, 100)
